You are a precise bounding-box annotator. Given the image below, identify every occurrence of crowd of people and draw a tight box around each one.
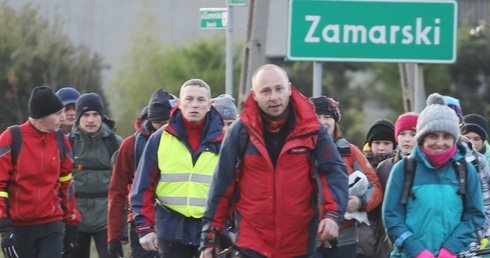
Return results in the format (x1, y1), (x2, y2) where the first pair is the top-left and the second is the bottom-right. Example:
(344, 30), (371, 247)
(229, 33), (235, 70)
(0, 64), (489, 258)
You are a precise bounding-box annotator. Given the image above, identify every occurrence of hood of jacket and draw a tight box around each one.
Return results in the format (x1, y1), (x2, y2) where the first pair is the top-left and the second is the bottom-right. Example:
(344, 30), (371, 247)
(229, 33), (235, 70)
(134, 106), (152, 138)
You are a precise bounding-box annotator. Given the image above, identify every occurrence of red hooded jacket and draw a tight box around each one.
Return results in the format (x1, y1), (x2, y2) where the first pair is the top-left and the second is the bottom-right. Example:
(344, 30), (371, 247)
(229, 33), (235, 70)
(201, 87), (348, 257)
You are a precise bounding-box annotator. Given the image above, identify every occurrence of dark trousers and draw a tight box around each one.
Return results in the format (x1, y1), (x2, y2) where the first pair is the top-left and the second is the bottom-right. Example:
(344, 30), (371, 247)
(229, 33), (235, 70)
(74, 229), (109, 258)
(157, 239), (199, 258)
(314, 243), (357, 258)
(14, 220), (64, 258)
(129, 221), (158, 258)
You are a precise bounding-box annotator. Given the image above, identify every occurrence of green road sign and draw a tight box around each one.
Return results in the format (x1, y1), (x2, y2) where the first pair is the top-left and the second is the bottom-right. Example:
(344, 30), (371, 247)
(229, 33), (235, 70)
(287, 0), (458, 63)
(230, 0), (246, 5)
(200, 8), (227, 29)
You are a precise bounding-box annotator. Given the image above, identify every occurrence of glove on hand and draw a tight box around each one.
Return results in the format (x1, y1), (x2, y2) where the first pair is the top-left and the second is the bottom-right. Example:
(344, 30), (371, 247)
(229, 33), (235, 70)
(438, 248), (456, 258)
(0, 219), (19, 258)
(108, 240), (124, 258)
(63, 225), (79, 258)
(416, 249), (435, 258)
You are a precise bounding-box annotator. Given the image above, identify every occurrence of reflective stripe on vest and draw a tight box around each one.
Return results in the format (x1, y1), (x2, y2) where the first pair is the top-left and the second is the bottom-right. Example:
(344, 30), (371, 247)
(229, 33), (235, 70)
(156, 131), (218, 218)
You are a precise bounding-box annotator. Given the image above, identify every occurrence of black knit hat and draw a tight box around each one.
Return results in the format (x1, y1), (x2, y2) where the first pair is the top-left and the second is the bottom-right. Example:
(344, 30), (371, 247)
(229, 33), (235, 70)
(76, 93), (105, 122)
(147, 88), (176, 123)
(366, 119), (396, 147)
(309, 96), (340, 122)
(461, 114), (488, 141)
(28, 86), (64, 119)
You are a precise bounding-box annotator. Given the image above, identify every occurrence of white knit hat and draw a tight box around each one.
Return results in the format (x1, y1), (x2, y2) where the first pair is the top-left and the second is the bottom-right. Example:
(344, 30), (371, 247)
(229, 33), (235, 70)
(415, 93), (460, 143)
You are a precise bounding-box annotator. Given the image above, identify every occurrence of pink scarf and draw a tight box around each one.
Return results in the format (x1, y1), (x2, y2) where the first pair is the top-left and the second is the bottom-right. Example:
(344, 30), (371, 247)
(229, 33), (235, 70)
(421, 144), (457, 169)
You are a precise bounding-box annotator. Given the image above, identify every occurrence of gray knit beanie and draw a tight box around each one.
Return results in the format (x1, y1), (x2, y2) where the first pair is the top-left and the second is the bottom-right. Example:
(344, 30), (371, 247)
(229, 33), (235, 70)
(212, 94), (238, 120)
(415, 93), (460, 143)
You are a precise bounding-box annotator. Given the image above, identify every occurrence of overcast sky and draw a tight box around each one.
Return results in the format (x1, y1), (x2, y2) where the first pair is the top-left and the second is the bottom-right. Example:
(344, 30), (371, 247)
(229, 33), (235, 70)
(4, 0), (250, 86)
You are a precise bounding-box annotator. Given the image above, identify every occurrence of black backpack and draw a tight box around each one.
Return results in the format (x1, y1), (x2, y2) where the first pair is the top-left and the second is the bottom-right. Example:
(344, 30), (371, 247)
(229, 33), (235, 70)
(400, 156), (468, 204)
(8, 125), (66, 165)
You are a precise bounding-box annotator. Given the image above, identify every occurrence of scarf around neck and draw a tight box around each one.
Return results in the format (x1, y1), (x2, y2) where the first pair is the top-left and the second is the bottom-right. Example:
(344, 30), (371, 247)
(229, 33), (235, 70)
(421, 144), (457, 169)
(261, 105), (291, 133)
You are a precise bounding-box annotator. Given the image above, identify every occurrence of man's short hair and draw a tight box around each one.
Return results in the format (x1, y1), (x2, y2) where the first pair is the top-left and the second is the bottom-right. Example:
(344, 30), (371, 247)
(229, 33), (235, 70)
(180, 79), (211, 98)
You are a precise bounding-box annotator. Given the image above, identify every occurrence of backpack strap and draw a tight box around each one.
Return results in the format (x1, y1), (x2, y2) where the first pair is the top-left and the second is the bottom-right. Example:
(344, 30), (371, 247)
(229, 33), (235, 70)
(133, 132), (147, 170)
(453, 157), (467, 196)
(400, 156), (417, 204)
(8, 125), (22, 165)
(55, 129), (66, 162)
(105, 134), (120, 158)
(68, 132), (76, 153)
(235, 121), (249, 174)
(9, 126), (66, 165)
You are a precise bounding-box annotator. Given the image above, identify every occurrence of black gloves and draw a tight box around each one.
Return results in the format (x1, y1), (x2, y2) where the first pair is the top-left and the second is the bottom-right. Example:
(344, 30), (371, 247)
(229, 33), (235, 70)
(0, 219), (19, 258)
(62, 224), (79, 258)
(108, 240), (124, 258)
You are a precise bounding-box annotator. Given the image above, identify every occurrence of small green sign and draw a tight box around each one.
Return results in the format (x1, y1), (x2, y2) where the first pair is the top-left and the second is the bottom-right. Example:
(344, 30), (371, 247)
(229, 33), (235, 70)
(287, 0), (458, 63)
(230, 0), (246, 5)
(200, 8), (227, 29)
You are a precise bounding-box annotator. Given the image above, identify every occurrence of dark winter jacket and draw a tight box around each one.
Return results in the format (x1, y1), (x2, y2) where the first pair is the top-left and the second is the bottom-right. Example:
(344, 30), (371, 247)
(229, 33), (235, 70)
(130, 107), (224, 246)
(71, 118), (122, 233)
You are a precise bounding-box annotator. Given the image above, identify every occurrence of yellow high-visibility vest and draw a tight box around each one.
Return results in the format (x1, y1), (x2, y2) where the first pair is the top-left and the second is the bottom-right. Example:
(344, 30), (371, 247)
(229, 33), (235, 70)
(155, 131), (218, 218)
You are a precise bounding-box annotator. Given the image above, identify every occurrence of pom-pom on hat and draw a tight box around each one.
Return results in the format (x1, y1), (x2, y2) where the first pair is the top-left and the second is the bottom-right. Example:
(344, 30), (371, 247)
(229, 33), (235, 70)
(394, 112), (419, 141)
(366, 119), (396, 147)
(415, 93), (460, 143)
(310, 96), (341, 122)
(212, 94), (238, 121)
(461, 114), (488, 141)
(29, 86), (64, 119)
(75, 93), (105, 122)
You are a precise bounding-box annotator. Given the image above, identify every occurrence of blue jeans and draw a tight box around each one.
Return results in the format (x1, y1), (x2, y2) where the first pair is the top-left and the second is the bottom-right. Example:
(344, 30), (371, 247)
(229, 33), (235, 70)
(14, 220), (64, 258)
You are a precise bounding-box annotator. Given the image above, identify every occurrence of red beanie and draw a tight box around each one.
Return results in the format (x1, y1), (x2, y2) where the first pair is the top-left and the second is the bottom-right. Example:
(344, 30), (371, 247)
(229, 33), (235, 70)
(395, 112), (419, 141)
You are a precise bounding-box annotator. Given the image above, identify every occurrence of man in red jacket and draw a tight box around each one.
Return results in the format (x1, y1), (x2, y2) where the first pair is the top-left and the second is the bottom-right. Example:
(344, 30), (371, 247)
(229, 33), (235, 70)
(0, 86), (80, 258)
(200, 64), (348, 258)
(107, 88), (176, 258)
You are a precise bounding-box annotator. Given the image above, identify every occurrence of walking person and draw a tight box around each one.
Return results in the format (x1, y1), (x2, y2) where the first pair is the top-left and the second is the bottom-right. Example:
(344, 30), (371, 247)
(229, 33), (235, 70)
(462, 114), (490, 164)
(0, 86), (80, 258)
(200, 64), (348, 258)
(56, 87), (81, 134)
(383, 93), (485, 258)
(108, 88), (176, 258)
(211, 94), (238, 134)
(377, 112), (419, 191)
(358, 118), (397, 258)
(69, 93), (123, 258)
(442, 97), (490, 243)
(310, 96), (382, 258)
(130, 79), (224, 258)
